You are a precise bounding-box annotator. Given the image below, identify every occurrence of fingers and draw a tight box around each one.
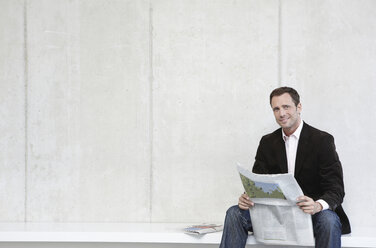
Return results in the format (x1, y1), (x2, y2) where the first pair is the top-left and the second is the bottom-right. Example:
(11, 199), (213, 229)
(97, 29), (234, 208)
(296, 195), (311, 203)
(300, 205), (315, 215)
(296, 196), (321, 215)
(238, 193), (254, 210)
(296, 196), (314, 214)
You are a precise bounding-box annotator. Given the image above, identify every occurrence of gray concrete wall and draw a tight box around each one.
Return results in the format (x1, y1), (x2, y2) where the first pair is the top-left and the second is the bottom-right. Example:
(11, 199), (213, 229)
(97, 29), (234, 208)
(1, 0), (375, 233)
(0, 0), (25, 222)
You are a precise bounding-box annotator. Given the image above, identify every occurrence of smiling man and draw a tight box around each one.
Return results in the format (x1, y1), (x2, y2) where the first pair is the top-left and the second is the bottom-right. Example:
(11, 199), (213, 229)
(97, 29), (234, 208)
(219, 87), (350, 248)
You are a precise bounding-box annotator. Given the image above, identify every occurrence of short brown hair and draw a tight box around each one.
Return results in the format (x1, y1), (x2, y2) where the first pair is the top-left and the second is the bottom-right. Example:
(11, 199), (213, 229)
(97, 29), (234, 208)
(270, 87), (300, 106)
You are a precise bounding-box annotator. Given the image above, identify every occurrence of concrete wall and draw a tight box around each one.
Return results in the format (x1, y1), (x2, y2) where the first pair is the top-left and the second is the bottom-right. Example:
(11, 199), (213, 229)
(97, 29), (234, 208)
(1, 0), (375, 233)
(0, 0), (25, 222)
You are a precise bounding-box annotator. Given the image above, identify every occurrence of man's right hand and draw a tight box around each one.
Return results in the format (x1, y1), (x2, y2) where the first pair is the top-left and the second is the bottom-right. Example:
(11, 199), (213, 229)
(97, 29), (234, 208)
(238, 193), (254, 210)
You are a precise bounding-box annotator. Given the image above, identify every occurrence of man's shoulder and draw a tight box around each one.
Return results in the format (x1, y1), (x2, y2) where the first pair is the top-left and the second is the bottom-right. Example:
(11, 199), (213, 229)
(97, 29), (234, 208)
(261, 127), (281, 140)
(258, 128), (282, 146)
(303, 122), (334, 139)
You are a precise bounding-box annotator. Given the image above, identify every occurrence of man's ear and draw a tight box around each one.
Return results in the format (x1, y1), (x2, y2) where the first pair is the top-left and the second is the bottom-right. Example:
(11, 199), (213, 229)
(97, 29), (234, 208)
(297, 103), (302, 114)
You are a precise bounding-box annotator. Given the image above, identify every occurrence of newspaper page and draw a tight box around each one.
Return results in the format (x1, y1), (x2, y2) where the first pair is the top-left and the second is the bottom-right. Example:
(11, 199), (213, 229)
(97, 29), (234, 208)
(237, 164), (314, 246)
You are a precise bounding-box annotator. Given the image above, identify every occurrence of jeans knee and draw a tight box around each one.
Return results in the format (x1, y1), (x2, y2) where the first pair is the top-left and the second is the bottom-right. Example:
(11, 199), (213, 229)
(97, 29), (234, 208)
(314, 210), (342, 234)
(225, 205), (240, 221)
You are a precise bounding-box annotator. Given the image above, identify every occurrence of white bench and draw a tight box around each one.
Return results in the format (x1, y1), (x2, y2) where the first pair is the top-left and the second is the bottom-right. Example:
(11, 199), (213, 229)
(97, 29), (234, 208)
(0, 223), (375, 248)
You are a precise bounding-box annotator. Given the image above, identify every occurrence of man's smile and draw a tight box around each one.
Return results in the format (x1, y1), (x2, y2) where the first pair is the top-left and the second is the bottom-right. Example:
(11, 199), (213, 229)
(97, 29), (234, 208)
(279, 118), (289, 123)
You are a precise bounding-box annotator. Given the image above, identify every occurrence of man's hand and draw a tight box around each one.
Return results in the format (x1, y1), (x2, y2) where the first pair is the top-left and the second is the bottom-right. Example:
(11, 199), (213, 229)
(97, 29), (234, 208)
(296, 196), (323, 215)
(238, 193), (254, 210)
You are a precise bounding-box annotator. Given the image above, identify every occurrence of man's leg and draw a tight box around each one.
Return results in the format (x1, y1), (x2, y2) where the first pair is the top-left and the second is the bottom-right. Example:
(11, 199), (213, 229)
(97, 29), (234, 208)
(219, 205), (252, 248)
(312, 209), (342, 248)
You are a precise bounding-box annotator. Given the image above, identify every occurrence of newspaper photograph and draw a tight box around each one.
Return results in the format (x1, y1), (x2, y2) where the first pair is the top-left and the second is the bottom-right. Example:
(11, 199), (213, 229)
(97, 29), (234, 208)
(237, 164), (314, 246)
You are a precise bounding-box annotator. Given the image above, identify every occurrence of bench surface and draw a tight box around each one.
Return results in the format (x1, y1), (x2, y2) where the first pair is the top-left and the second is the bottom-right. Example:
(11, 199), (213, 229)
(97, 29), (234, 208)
(0, 223), (375, 247)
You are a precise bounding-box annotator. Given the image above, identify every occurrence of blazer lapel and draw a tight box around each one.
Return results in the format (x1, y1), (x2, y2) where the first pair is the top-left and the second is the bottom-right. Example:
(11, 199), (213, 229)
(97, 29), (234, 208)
(273, 130), (288, 173)
(295, 123), (312, 177)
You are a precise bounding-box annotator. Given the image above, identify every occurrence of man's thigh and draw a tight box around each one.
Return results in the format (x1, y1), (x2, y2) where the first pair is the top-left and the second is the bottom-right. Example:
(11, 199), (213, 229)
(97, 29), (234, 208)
(312, 209), (342, 235)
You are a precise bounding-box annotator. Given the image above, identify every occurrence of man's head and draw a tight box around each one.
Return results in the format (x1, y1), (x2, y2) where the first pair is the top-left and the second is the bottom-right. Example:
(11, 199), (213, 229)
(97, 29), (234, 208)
(269, 87), (300, 106)
(270, 87), (302, 136)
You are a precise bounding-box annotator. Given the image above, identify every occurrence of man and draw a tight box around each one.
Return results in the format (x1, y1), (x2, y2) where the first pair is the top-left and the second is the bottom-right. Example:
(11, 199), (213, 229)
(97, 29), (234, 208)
(219, 87), (350, 248)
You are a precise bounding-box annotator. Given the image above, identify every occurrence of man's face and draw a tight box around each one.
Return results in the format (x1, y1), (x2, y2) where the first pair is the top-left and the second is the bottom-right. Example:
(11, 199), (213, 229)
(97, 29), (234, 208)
(271, 93), (302, 134)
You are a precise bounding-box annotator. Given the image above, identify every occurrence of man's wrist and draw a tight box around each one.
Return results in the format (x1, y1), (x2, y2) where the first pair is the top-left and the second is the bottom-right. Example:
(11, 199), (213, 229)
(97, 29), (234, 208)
(314, 201), (323, 213)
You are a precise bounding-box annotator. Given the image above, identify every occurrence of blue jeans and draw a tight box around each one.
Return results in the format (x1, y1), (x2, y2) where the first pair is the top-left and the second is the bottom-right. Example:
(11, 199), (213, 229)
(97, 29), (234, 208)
(219, 205), (342, 248)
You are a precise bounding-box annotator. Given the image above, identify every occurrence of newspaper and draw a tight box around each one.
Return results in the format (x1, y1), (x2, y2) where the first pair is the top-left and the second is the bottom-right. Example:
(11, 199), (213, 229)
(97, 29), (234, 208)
(184, 224), (223, 235)
(237, 164), (314, 246)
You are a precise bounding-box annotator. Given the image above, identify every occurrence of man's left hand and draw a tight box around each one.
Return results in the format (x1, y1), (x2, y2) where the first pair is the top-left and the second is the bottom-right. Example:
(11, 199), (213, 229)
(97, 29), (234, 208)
(296, 196), (323, 215)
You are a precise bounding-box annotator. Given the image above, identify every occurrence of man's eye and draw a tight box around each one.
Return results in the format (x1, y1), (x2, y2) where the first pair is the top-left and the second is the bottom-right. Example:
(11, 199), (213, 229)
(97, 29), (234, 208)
(283, 106), (290, 109)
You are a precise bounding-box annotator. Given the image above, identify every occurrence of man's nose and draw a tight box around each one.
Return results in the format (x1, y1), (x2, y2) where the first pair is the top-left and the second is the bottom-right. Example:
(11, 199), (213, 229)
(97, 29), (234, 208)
(279, 109), (286, 117)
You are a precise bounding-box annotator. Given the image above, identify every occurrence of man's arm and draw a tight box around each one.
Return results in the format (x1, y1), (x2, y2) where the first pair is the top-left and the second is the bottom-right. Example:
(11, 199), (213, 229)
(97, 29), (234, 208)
(252, 136), (270, 174)
(297, 133), (344, 214)
(317, 134), (345, 210)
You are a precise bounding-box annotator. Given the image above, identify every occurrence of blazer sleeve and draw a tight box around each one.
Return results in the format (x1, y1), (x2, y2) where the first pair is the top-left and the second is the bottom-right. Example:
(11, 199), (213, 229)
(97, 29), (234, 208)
(318, 134), (345, 210)
(252, 136), (270, 174)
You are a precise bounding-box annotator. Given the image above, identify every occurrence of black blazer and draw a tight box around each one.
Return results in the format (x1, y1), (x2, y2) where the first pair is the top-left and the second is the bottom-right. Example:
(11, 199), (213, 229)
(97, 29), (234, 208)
(252, 122), (351, 234)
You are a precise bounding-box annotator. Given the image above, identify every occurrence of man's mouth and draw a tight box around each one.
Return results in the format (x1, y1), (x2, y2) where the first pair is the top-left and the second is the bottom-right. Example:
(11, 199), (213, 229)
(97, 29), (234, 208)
(280, 118), (288, 124)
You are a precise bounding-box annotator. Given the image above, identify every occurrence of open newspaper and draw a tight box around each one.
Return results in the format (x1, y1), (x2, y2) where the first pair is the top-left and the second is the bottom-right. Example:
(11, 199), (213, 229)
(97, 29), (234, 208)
(237, 164), (314, 246)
